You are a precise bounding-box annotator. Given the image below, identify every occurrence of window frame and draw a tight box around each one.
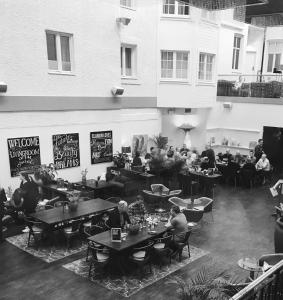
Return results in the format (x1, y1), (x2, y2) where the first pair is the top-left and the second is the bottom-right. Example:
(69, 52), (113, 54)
(121, 44), (137, 79)
(160, 50), (190, 82)
(120, 0), (135, 10)
(162, 0), (190, 18)
(45, 30), (74, 75)
(198, 52), (216, 83)
(232, 34), (242, 70)
(267, 53), (282, 73)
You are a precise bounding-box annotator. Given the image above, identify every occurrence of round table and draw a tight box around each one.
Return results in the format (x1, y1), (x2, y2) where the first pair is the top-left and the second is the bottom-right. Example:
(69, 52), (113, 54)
(238, 258), (263, 279)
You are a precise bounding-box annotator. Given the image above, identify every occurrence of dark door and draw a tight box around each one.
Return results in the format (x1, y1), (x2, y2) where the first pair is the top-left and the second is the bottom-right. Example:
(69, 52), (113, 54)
(263, 126), (283, 172)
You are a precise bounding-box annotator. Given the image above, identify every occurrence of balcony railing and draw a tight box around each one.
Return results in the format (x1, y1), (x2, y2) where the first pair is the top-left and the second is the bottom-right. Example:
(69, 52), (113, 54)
(217, 74), (283, 98)
(230, 259), (283, 300)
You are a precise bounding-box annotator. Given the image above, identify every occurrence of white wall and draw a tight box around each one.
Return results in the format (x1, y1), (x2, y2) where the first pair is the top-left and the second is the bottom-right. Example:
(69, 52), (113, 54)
(0, 108), (161, 190)
(157, 6), (219, 108)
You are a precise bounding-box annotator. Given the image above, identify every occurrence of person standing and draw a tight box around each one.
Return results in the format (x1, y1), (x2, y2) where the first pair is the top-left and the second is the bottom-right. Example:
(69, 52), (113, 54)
(254, 139), (264, 162)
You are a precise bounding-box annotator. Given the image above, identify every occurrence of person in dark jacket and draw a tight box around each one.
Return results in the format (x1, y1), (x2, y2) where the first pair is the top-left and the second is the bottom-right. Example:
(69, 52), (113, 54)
(254, 139), (264, 162)
(132, 151), (143, 167)
(0, 187), (7, 242)
(19, 172), (39, 214)
(110, 200), (131, 228)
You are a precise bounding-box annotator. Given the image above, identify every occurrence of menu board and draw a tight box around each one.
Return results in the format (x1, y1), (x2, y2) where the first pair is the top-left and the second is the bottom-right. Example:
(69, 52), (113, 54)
(7, 136), (41, 177)
(111, 228), (122, 242)
(52, 133), (80, 169)
(90, 131), (113, 164)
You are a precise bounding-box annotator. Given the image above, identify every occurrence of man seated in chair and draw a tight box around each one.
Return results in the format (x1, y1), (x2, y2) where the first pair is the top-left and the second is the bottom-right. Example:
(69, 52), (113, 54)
(166, 205), (189, 255)
(256, 153), (271, 185)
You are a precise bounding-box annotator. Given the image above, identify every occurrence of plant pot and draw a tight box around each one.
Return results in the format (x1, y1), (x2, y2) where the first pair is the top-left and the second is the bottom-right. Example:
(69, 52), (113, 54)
(274, 217), (283, 253)
(81, 175), (87, 185)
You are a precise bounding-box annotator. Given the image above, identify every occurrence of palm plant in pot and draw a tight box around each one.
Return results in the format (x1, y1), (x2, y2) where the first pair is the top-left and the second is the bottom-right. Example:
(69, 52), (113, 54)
(166, 263), (246, 300)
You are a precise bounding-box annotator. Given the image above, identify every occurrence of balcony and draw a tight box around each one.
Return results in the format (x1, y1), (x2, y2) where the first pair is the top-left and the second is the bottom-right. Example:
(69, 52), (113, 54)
(217, 74), (283, 104)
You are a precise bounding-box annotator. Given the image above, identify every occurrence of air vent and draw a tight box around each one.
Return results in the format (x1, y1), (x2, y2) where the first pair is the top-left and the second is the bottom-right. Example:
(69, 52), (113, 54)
(185, 108), (191, 114)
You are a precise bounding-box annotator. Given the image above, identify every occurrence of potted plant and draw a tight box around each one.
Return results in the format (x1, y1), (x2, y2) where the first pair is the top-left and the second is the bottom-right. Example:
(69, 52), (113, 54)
(166, 263), (245, 300)
(81, 168), (88, 185)
(113, 152), (128, 168)
(34, 163), (58, 185)
(151, 133), (168, 150)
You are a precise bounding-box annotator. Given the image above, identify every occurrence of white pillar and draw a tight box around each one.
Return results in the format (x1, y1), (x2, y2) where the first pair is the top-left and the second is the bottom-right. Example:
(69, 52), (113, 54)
(184, 130), (192, 148)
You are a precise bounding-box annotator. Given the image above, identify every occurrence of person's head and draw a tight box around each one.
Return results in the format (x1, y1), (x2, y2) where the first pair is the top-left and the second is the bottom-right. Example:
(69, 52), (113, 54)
(167, 151), (174, 158)
(169, 146), (173, 151)
(236, 150), (241, 156)
(261, 153), (267, 161)
(135, 151), (140, 158)
(246, 158), (252, 164)
(19, 171), (30, 183)
(145, 153), (151, 160)
(176, 147), (180, 152)
(150, 147), (154, 153)
(118, 200), (128, 213)
(136, 195), (144, 203)
(34, 171), (41, 181)
(258, 139), (263, 146)
(226, 149), (230, 154)
(249, 150), (254, 156)
(203, 156), (209, 162)
(182, 144), (187, 149)
(170, 205), (180, 217)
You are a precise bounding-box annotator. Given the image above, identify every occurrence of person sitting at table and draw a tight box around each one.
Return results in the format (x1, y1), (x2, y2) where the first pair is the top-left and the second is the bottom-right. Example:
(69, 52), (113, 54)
(19, 172), (40, 214)
(234, 151), (243, 165)
(96, 212), (111, 231)
(110, 200), (131, 229)
(256, 154), (271, 185)
(222, 149), (233, 162)
(132, 151), (143, 167)
(128, 195), (147, 219)
(254, 139), (264, 163)
(166, 205), (188, 254)
(249, 150), (257, 164)
(180, 144), (189, 155)
(240, 158), (256, 188)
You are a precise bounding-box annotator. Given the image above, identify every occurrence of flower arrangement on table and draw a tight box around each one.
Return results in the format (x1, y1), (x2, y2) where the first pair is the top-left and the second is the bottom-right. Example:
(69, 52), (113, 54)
(81, 168), (88, 184)
(67, 190), (81, 211)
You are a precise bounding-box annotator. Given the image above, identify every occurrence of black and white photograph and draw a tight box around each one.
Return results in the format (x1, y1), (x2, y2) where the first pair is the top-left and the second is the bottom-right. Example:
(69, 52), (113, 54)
(1, 0), (283, 299)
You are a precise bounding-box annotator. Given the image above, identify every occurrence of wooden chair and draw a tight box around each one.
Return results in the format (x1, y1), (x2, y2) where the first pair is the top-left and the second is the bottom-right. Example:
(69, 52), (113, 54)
(84, 225), (104, 261)
(173, 230), (191, 262)
(24, 216), (44, 249)
(153, 234), (173, 267)
(88, 244), (110, 278)
(169, 190), (182, 197)
(129, 241), (154, 278)
(182, 208), (204, 230)
(63, 219), (81, 249)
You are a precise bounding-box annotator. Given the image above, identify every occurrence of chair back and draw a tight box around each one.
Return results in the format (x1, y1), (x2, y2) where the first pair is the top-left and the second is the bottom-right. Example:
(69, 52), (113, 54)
(68, 219), (81, 232)
(182, 209), (203, 223)
(84, 224), (104, 237)
(168, 196), (188, 208)
(154, 234), (172, 247)
(89, 244), (109, 262)
(195, 197), (213, 213)
(169, 190), (182, 196)
(151, 184), (169, 194)
(133, 241), (154, 257)
(24, 216), (43, 231)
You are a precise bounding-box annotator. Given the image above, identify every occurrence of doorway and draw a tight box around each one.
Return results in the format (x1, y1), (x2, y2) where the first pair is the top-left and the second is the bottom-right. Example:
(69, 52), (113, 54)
(263, 126), (283, 172)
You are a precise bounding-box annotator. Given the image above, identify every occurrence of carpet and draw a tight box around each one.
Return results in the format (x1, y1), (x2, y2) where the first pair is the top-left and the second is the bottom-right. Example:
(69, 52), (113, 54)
(63, 245), (209, 298)
(6, 233), (87, 263)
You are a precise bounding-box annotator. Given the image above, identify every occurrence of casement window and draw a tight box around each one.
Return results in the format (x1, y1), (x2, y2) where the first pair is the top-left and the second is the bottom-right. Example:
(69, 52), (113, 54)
(46, 31), (73, 73)
(232, 35), (242, 70)
(198, 52), (215, 81)
(201, 9), (217, 22)
(162, 0), (189, 16)
(161, 50), (189, 80)
(120, 0), (133, 8)
(267, 53), (282, 72)
(121, 45), (137, 77)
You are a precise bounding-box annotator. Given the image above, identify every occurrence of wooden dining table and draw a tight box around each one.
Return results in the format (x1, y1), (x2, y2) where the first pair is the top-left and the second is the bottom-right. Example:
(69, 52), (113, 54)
(30, 198), (117, 228)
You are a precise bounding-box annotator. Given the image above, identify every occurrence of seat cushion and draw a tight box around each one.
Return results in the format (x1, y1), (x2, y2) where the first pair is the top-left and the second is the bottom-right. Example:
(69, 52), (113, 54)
(188, 222), (198, 227)
(33, 226), (43, 233)
(132, 250), (146, 260)
(83, 221), (92, 227)
(97, 252), (109, 262)
(64, 227), (73, 233)
(153, 243), (165, 249)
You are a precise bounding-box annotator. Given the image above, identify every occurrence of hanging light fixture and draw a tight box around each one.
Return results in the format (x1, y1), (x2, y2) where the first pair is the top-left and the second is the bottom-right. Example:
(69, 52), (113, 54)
(180, 0), (268, 11)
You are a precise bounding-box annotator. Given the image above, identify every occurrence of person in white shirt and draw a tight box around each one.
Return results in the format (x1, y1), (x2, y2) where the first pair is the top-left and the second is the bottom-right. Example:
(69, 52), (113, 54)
(256, 154), (271, 184)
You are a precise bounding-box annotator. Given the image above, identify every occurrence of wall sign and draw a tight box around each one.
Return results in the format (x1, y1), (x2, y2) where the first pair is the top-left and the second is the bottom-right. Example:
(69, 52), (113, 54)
(7, 136), (41, 177)
(90, 131), (113, 164)
(52, 133), (80, 169)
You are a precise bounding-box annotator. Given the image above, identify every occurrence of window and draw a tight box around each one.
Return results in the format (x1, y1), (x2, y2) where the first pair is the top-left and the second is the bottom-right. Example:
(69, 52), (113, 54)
(232, 35), (242, 70)
(120, 0), (133, 8)
(198, 53), (215, 81)
(161, 50), (189, 80)
(162, 0), (189, 16)
(267, 53), (282, 72)
(121, 45), (136, 77)
(46, 31), (73, 73)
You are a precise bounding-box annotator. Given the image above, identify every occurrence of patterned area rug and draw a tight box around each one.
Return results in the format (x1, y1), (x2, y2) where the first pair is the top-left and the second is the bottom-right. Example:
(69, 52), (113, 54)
(6, 233), (87, 263)
(63, 246), (208, 298)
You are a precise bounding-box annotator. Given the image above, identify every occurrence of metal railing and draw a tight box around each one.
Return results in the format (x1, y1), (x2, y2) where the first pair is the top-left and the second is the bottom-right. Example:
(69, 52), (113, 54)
(217, 74), (283, 98)
(231, 259), (283, 300)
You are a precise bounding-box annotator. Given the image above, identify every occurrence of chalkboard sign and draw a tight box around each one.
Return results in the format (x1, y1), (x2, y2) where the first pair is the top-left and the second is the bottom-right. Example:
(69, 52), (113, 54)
(52, 133), (80, 170)
(7, 136), (41, 177)
(90, 131), (113, 164)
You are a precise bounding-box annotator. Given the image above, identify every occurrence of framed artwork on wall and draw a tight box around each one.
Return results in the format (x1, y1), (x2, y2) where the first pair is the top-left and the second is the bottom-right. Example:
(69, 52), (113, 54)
(90, 130), (113, 164)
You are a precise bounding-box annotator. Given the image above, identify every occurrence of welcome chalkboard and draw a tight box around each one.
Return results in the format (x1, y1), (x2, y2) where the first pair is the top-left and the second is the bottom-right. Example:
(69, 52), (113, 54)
(90, 131), (113, 164)
(52, 133), (80, 169)
(7, 136), (41, 177)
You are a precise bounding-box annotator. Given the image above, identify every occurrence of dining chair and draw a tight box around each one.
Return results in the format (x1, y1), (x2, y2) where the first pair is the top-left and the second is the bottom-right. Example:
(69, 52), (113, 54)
(63, 219), (82, 249)
(168, 196), (189, 208)
(173, 230), (191, 262)
(196, 197), (214, 223)
(129, 241), (154, 278)
(169, 189), (182, 197)
(24, 216), (44, 249)
(151, 184), (169, 194)
(153, 234), (173, 268)
(84, 225), (104, 261)
(88, 244), (110, 278)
